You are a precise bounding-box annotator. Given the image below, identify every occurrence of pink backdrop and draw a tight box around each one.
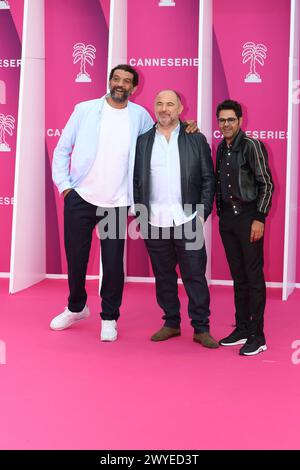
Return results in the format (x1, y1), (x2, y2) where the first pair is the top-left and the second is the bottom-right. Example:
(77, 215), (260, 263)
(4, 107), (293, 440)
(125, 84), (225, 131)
(127, 0), (200, 277)
(45, 0), (109, 275)
(1, 0), (299, 285)
(0, 2), (22, 272)
(212, 0), (290, 283)
(297, 51), (300, 282)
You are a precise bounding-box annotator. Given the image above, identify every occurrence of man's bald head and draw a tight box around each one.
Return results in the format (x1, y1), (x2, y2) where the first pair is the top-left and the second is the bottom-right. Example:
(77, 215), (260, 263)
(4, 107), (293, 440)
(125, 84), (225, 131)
(155, 89), (182, 104)
(155, 89), (183, 129)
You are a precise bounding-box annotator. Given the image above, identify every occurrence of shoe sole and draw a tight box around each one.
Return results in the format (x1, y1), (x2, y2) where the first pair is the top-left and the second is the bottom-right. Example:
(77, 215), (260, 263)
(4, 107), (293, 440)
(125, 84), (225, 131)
(219, 338), (247, 346)
(151, 333), (181, 341)
(193, 339), (219, 348)
(240, 345), (267, 356)
(100, 335), (117, 342)
(50, 315), (89, 331)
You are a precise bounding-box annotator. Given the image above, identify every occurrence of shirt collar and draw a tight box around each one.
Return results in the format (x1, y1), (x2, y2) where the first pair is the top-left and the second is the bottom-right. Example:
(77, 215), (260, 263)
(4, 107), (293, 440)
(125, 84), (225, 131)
(156, 122), (180, 137)
(221, 128), (244, 151)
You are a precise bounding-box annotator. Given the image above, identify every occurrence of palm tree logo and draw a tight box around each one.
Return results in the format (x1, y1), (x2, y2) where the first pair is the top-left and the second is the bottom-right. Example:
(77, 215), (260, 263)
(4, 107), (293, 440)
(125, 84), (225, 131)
(159, 0), (176, 5)
(73, 43), (96, 83)
(242, 42), (267, 83)
(0, 114), (15, 152)
(0, 0), (10, 9)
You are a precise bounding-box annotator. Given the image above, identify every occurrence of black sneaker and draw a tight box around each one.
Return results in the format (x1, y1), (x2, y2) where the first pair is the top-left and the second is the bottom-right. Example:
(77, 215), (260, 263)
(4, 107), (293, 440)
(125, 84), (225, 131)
(219, 328), (248, 346)
(239, 335), (267, 356)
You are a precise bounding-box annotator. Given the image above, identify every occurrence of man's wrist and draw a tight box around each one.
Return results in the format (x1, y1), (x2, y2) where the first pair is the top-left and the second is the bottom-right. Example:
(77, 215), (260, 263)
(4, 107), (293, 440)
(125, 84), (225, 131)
(255, 212), (265, 224)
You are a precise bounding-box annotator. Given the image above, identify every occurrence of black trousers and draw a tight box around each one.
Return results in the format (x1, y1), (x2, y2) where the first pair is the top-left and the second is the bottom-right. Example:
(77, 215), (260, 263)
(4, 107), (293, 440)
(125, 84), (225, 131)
(219, 206), (266, 338)
(64, 190), (127, 320)
(144, 218), (210, 333)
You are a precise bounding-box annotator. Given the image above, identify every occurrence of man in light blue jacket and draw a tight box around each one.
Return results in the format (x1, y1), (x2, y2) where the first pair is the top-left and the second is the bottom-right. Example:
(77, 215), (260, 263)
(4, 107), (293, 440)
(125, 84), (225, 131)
(50, 64), (196, 341)
(50, 64), (154, 341)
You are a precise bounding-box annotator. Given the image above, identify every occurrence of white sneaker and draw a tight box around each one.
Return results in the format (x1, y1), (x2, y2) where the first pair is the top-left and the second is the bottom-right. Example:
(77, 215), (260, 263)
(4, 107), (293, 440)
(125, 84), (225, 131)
(50, 305), (90, 331)
(100, 320), (117, 342)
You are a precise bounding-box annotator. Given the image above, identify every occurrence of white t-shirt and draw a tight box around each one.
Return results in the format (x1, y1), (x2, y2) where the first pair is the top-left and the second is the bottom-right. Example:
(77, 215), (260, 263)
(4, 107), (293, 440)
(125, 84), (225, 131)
(76, 99), (130, 207)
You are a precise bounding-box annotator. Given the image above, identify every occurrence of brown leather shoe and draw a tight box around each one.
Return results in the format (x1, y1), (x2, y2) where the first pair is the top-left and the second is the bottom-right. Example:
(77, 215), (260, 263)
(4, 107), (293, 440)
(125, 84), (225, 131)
(151, 326), (181, 342)
(193, 332), (219, 349)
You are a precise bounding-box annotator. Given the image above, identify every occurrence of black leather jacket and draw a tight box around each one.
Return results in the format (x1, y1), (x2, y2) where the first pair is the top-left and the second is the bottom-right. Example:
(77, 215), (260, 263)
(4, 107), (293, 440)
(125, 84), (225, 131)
(134, 122), (215, 221)
(216, 130), (274, 221)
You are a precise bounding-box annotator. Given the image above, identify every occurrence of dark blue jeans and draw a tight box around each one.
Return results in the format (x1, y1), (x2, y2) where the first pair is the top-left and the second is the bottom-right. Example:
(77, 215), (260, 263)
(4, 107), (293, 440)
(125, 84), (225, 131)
(64, 189), (127, 320)
(144, 218), (210, 333)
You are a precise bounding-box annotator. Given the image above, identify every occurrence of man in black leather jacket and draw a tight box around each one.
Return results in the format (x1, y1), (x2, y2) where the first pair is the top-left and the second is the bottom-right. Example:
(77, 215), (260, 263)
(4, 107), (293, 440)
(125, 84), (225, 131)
(216, 100), (274, 356)
(134, 90), (218, 348)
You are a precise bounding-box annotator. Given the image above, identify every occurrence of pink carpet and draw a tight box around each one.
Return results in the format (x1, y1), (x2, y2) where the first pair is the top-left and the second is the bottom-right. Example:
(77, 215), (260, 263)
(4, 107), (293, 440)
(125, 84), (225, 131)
(0, 278), (299, 450)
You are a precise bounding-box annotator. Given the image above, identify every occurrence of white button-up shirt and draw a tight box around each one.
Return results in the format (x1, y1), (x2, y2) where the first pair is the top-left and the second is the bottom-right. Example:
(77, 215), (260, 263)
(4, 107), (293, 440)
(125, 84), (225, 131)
(149, 124), (196, 227)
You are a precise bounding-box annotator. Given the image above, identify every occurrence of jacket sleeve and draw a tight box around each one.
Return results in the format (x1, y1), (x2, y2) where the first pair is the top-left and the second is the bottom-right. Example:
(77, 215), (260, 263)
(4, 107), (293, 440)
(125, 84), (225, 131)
(52, 104), (81, 194)
(198, 135), (215, 221)
(133, 137), (142, 209)
(138, 108), (154, 136)
(247, 139), (274, 221)
(215, 147), (222, 217)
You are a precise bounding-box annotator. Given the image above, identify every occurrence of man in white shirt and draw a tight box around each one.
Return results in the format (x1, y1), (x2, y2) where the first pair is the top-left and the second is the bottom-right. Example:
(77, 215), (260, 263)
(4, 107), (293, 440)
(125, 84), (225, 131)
(50, 65), (153, 341)
(134, 90), (218, 348)
(50, 65), (197, 342)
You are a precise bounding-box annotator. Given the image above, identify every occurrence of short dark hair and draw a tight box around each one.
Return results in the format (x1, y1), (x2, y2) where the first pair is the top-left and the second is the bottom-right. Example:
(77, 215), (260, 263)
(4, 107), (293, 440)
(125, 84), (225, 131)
(216, 100), (243, 119)
(109, 64), (139, 87)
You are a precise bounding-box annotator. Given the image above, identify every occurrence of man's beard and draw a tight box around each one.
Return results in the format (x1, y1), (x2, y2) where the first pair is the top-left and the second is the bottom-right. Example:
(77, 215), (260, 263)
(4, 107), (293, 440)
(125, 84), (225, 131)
(110, 87), (131, 103)
(158, 113), (175, 126)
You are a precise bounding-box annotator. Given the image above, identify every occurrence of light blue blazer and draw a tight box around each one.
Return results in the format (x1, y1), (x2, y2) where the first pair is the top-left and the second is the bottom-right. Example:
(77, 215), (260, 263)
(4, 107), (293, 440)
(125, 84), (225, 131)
(52, 95), (154, 204)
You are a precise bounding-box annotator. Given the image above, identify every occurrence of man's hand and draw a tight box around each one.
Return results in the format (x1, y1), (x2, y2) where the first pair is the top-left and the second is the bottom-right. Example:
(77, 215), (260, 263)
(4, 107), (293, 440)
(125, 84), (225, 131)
(250, 220), (264, 242)
(184, 120), (200, 134)
(63, 188), (72, 198)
